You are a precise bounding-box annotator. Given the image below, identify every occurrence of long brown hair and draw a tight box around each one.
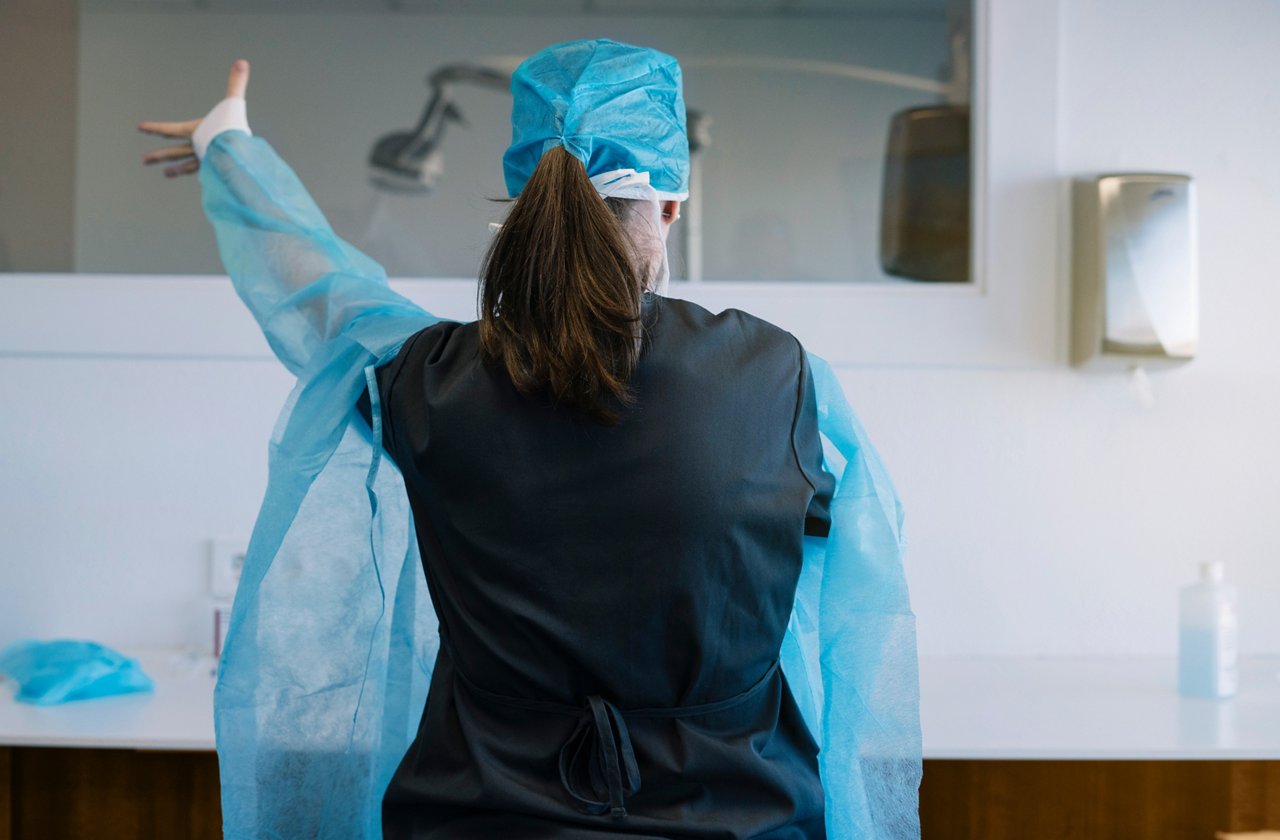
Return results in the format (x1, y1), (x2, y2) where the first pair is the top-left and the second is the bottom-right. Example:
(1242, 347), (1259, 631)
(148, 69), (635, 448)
(479, 145), (649, 425)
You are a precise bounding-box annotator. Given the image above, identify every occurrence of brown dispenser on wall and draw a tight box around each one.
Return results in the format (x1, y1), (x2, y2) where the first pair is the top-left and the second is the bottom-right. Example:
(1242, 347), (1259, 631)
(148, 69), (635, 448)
(879, 104), (971, 283)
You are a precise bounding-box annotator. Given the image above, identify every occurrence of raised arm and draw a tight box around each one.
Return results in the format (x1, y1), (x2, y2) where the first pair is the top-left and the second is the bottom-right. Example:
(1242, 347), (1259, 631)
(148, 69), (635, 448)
(140, 60), (432, 376)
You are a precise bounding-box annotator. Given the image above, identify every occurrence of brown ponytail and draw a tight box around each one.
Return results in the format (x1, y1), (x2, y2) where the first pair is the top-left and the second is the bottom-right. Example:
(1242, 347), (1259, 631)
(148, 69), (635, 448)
(478, 145), (648, 425)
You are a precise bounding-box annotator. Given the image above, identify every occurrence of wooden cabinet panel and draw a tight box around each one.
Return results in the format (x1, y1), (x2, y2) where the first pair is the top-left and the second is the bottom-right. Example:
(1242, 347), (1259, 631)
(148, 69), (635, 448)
(1, 748), (12, 840)
(920, 760), (1280, 840)
(2, 750), (1277, 838)
(7, 748), (219, 840)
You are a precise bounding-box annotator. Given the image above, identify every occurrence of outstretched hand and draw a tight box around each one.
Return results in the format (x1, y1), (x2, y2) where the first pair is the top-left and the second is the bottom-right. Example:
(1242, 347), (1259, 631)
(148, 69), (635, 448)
(139, 59), (250, 178)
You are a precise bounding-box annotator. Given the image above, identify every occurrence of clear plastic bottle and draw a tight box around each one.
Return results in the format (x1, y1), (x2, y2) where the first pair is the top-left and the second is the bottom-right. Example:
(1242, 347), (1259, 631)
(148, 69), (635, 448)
(1178, 561), (1238, 698)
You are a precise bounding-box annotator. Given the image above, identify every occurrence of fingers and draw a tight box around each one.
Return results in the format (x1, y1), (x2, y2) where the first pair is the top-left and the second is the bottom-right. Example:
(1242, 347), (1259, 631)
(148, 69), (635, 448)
(138, 59), (246, 178)
(140, 143), (198, 177)
(137, 58), (247, 141)
(163, 158), (200, 178)
(225, 59), (250, 99)
(139, 129), (197, 181)
(137, 119), (199, 138)
(142, 143), (195, 165)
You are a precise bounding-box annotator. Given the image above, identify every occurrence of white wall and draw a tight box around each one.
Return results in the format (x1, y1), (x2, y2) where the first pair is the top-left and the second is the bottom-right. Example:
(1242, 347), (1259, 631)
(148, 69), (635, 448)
(0, 352), (292, 655)
(3, 0), (1279, 657)
(884, 0), (1280, 655)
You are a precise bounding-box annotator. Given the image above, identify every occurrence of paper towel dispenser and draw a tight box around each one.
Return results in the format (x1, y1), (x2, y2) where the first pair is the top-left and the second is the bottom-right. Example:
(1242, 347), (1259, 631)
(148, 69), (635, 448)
(880, 105), (971, 283)
(1071, 173), (1198, 366)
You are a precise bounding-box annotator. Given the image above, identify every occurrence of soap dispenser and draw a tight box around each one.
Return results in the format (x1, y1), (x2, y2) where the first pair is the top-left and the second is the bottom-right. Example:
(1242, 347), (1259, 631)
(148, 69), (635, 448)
(1178, 561), (1238, 698)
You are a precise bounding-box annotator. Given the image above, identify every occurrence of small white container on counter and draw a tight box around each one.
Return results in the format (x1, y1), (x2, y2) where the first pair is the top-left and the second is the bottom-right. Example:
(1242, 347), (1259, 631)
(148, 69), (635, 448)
(1178, 561), (1238, 699)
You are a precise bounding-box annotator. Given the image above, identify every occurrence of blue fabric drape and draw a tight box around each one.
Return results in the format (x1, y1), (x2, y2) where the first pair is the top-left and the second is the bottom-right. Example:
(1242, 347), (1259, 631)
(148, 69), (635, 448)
(200, 130), (920, 839)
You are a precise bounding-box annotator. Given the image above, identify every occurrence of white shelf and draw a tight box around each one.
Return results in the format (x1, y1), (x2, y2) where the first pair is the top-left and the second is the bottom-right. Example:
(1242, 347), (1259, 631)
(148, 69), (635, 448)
(2, 652), (1278, 758)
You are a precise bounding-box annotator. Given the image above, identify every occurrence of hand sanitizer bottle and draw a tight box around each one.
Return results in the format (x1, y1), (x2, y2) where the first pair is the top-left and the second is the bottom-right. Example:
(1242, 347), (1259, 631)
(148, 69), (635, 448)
(1178, 561), (1238, 698)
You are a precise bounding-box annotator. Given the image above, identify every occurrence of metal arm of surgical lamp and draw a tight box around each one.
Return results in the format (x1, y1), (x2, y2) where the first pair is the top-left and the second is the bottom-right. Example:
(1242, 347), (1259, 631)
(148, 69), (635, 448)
(368, 64), (512, 193)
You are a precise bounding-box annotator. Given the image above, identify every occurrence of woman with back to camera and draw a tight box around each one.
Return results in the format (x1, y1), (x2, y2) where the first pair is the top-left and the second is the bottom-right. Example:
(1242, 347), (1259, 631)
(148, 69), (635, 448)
(140, 40), (920, 840)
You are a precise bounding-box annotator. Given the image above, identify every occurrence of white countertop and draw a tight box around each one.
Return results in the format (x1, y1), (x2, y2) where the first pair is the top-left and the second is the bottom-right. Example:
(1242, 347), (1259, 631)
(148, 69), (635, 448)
(1, 651), (1278, 758)
(919, 655), (1280, 760)
(0, 649), (215, 750)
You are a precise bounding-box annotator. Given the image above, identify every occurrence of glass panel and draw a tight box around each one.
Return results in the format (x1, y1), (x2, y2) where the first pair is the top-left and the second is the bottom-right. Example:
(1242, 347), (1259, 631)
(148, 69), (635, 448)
(2, 0), (971, 283)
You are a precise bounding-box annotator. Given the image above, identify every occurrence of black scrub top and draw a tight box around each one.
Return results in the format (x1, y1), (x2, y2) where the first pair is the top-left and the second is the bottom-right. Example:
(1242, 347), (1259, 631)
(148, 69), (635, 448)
(358, 294), (835, 839)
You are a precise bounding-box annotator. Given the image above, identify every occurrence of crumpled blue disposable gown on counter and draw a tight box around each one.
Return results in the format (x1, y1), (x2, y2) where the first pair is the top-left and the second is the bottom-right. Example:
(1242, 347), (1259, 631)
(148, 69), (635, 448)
(200, 130), (921, 839)
(0, 640), (153, 705)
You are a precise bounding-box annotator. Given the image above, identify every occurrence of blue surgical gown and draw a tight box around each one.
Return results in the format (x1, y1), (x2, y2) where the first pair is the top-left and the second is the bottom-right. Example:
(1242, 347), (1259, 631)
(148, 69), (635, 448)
(198, 129), (921, 839)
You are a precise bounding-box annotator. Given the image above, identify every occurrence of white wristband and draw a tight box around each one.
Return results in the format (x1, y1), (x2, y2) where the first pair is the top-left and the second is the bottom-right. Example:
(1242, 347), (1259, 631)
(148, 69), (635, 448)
(192, 96), (252, 160)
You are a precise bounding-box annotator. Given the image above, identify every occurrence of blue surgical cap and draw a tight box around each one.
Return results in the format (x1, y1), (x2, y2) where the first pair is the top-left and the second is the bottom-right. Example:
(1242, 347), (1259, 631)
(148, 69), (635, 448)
(503, 38), (690, 201)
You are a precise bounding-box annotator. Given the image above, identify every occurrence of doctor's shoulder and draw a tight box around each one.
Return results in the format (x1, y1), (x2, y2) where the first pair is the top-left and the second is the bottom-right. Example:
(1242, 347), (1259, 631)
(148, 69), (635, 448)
(654, 296), (807, 371)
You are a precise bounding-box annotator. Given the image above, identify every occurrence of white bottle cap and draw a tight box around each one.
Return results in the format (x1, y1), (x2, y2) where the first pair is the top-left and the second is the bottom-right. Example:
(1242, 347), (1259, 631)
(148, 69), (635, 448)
(1199, 561), (1225, 583)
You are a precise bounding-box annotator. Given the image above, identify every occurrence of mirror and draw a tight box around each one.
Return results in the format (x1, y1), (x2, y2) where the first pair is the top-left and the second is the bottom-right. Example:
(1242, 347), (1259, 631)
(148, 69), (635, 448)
(2, 0), (972, 284)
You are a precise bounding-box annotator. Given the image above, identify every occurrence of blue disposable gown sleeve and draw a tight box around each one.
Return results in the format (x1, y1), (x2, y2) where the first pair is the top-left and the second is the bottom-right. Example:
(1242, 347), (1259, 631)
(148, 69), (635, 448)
(781, 353), (922, 839)
(198, 130), (437, 377)
(199, 130), (441, 839)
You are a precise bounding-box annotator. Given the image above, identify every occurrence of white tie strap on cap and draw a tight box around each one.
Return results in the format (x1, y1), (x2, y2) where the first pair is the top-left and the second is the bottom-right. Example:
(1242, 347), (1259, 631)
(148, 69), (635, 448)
(589, 168), (688, 203)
